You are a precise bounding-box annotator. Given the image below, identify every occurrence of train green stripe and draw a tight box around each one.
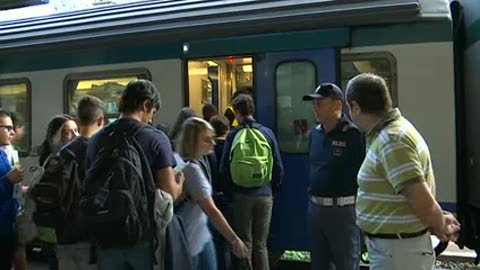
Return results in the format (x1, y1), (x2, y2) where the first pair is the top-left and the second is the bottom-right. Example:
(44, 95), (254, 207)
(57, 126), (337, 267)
(0, 21), (451, 73)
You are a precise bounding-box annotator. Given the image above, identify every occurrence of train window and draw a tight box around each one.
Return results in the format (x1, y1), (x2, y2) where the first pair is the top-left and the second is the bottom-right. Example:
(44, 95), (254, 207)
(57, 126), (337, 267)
(0, 79), (31, 155)
(65, 69), (150, 123)
(275, 61), (317, 153)
(341, 52), (398, 106)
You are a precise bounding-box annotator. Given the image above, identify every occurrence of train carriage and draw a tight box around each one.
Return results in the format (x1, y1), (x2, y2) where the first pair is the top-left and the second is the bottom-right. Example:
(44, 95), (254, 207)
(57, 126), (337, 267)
(0, 0), (478, 257)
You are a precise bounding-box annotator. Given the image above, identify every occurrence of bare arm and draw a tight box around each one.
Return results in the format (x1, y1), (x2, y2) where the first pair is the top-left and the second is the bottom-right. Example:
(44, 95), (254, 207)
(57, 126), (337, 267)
(401, 178), (460, 239)
(197, 196), (248, 257)
(402, 179), (443, 230)
(155, 167), (184, 200)
(198, 196), (236, 242)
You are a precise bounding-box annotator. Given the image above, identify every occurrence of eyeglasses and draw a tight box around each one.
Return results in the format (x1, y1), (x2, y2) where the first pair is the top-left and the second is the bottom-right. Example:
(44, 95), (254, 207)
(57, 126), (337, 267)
(0, 125), (14, 132)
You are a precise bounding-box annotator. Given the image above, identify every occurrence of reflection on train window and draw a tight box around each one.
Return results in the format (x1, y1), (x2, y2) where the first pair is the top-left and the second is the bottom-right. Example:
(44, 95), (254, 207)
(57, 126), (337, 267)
(341, 52), (398, 106)
(187, 56), (253, 117)
(276, 61), (317, 153)
(0, 80), (31, 154)
(65, 69), (150, 123)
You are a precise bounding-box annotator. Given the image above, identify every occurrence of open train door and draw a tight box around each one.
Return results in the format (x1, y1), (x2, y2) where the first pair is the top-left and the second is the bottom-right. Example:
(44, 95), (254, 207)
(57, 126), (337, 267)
(254, 48), (338, 257)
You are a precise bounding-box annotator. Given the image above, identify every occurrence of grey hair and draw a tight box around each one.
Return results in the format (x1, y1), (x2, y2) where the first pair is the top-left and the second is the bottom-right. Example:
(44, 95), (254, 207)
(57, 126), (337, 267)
(176, 117), (214, 161)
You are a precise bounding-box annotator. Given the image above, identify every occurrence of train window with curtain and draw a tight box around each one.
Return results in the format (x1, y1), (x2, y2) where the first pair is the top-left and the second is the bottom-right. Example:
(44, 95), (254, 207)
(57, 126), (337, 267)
(0, 79), (31, 155)
(275, 61), (317, 153)
(341, 52), (398, 106)
(65, 69), (151, 124)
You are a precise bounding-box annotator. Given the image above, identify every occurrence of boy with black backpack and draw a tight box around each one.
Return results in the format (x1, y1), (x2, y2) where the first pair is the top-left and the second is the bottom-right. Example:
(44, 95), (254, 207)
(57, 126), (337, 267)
(58, 96), (104, 269)
(31, 96), (105, 269)
(219, 94), (284, 270)
(82, 80), (184, 270)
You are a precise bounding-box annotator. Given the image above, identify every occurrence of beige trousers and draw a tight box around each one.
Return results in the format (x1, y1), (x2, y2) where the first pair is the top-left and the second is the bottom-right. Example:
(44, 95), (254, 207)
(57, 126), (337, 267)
(367, 233), (435, 270)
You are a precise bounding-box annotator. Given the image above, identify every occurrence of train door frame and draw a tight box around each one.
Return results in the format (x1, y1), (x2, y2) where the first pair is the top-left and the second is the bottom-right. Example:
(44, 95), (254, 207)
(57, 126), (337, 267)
(184, 56), (254, 118)
(254, 48), (339, 252)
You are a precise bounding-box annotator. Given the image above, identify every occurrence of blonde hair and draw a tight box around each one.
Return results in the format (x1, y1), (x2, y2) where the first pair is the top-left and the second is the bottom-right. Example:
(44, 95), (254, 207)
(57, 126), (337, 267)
(176, 117), (214, 161)
(52, 120), (76, 146)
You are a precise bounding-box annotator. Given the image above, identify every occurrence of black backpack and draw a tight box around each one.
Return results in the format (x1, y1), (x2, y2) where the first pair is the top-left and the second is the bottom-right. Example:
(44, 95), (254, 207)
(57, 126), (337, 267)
(80, 122), (155, 248)
(30, 145), (81, 228)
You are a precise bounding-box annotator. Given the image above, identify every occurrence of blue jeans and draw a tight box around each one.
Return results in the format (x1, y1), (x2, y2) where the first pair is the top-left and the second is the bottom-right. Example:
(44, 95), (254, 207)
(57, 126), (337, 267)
(211, 195), (233, 270)
(193, 240), (217, 270)
(308, 201), (360, 270)
(97, 241), (153, 270)
(57, 242), (96, 270)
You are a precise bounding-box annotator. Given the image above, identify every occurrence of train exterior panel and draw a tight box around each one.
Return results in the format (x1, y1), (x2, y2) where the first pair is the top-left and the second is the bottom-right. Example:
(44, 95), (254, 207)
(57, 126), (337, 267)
(0, 59), (184, 146)
(343, 42), (456, 208)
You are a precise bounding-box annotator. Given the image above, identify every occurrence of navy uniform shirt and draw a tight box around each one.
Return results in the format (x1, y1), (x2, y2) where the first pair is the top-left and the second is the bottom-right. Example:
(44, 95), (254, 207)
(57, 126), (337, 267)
(308, 115), (365, 197)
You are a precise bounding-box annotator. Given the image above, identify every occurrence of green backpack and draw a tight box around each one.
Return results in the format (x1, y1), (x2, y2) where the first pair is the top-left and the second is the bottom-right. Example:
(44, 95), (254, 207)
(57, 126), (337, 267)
(230, 123), (273, 187)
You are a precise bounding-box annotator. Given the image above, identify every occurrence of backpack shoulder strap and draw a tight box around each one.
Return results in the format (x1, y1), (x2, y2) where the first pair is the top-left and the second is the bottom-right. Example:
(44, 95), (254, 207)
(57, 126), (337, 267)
(230, 128), (245, 151)
(239, 119), (261, 130)
(124, 121), (155, 193)
(60, 138), (84, 161)
(41, 153), (54, 168)
(251, 122), (262, 130)
(30, 153), (54, 187)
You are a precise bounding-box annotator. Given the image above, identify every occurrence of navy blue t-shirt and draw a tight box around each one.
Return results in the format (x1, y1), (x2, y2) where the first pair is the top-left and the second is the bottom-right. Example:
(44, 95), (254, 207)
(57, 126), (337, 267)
(308, 116), (365, 197)
(86, 118), (176, 175)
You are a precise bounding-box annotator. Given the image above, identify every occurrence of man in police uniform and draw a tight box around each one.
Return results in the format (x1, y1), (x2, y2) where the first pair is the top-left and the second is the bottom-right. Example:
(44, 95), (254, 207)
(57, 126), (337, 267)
(303, 83), (365, 270)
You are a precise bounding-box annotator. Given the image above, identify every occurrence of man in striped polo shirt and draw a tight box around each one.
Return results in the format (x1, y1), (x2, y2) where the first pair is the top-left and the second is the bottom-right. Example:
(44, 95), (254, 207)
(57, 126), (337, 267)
(345, 73), (460, 270)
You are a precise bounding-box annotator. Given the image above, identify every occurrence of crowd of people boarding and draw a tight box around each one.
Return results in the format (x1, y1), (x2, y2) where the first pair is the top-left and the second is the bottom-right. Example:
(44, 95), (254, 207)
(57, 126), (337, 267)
(0, 73), (460, 270)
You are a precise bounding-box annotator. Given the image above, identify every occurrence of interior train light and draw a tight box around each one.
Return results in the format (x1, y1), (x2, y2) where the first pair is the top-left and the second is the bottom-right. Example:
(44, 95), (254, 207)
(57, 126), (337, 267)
(242, 65), (253, 73)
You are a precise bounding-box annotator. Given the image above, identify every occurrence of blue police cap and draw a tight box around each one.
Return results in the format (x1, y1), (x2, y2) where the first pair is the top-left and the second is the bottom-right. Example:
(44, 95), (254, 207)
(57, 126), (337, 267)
(302, 83), (344, 101)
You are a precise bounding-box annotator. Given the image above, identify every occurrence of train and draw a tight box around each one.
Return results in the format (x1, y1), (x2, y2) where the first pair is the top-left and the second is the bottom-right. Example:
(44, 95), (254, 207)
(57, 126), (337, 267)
(0, 0), (479, 255)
